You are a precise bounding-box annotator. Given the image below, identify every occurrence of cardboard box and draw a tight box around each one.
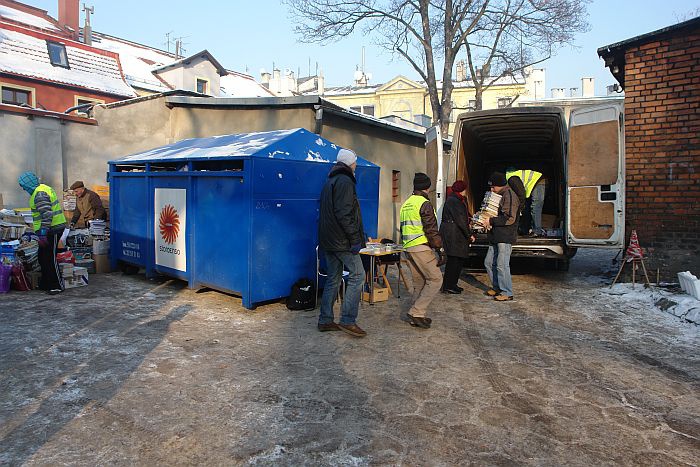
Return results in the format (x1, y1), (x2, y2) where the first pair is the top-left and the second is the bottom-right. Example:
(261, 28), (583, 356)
(75, 259), (95, 274)
(93, 184), (110, 201)
(93, 254), (112, 273)
(362, 285), (389, 303)
(92, 238), (110, 255)
(541, 214), (559, 229)
(65, 266), (88, 288)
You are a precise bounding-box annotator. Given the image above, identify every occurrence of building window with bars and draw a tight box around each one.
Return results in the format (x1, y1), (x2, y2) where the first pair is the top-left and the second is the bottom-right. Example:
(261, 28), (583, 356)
(392, 170), (401, 202)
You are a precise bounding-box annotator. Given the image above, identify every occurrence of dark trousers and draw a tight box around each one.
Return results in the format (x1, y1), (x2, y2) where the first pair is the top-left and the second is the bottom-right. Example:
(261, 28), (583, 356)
(38, 230), (63, 291)
(442, 255), (465, 290)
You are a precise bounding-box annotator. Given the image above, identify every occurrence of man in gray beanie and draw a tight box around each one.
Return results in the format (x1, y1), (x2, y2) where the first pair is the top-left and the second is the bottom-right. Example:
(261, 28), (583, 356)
(399, 172), (445, 329)
(317, 148), (367, 337)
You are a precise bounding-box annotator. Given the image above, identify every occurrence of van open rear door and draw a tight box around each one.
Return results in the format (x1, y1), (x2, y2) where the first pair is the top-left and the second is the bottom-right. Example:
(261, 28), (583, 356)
(566, 103), (625, 248)
(425, 125), (446, 224)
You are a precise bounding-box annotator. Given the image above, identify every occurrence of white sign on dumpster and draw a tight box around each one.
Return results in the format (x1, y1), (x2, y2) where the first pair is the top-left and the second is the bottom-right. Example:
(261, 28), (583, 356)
(154, 188), (187, 272)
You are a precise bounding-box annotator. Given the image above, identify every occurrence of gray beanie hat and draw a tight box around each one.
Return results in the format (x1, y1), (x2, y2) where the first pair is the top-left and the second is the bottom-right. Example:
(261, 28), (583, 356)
(337, 148), (357, 166)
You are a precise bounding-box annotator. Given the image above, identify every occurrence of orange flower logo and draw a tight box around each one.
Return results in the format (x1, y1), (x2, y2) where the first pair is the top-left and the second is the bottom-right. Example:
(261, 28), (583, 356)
(159, 204), (180, 244)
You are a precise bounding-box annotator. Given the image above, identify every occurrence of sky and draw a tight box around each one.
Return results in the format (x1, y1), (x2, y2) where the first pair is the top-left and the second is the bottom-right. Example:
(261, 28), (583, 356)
(26, 0), (700, 96)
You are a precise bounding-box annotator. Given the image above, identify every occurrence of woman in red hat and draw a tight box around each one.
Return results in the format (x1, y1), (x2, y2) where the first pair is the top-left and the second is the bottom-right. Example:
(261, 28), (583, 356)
(439, 180), (473, 293)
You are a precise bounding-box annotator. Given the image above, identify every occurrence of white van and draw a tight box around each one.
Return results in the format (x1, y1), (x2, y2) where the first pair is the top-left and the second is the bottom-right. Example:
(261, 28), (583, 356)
(450, 104), (625, 269)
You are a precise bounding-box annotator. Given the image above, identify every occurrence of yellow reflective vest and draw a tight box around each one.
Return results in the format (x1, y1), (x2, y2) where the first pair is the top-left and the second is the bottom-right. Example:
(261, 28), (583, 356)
(506, 169), (542, 198)
(400, 194), (433, 248)
(30, 184), (66, 232)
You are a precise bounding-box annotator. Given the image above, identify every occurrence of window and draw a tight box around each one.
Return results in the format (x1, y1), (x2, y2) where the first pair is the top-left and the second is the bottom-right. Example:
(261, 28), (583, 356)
(2, 87), (30, 106)
(74, 96), (105, 116)
(392, 170), (401, 202)
(468, 99), (477, 111)
(196, 78), (209, 94)
(47, 41), (69, 68)
(1, 83), (35, 107)
(349, 105), (374, 116)
(497, 97), (513, 108)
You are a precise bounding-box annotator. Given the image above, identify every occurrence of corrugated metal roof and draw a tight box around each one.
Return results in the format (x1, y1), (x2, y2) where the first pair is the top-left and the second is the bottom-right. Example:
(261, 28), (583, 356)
(114, 127), (378, 166)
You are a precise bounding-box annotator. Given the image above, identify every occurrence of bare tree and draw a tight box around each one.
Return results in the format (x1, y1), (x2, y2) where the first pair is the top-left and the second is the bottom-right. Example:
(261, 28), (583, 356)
(464, 0), (590, 110)
(285, 0), (490, 135)
(284, 0), (588, 133)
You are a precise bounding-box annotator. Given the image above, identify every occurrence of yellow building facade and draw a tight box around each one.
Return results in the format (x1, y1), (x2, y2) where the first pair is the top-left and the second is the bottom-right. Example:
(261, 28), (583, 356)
(323, 75), (528, 136)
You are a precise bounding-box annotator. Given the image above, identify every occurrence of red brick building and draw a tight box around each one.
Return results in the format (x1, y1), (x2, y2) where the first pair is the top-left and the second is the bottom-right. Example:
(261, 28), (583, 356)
(598, 17), (700, 275)
(0, 0), (136, 114)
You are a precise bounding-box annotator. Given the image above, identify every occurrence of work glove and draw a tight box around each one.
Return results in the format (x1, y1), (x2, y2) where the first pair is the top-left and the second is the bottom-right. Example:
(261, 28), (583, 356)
(350, 243), (363, 255)
(436, 248), (447, 267)
(69, 222), (75, 230)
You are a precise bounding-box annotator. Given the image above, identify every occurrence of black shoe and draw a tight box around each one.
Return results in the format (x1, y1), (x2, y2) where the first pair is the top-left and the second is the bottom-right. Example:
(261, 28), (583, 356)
(441, 287), (461, 294)
(408, 315), (431, 329)
(47, 289), (63, 295)
(455, 285), (464, 292)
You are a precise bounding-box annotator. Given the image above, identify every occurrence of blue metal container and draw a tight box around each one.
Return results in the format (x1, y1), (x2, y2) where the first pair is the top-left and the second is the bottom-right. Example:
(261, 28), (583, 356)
(108, 128), (379, 308)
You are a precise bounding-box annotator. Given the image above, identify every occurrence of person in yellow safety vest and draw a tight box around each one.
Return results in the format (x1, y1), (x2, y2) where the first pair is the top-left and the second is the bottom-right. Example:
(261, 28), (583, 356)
(399, 172), (445, 329)
(18, 172), (69, 295)
(506, 168), (546, 237)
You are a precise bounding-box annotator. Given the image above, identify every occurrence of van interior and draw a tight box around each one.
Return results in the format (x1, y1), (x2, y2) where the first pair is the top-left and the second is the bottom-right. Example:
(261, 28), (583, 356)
(454, 108), (567, 250)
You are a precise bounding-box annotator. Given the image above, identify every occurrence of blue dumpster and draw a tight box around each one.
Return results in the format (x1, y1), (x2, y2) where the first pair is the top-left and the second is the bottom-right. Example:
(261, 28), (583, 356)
(108, 128), (379, 308)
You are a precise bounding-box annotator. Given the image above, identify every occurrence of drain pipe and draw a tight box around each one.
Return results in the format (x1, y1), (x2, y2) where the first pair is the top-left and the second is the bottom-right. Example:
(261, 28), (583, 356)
(314, 104), (323, 135)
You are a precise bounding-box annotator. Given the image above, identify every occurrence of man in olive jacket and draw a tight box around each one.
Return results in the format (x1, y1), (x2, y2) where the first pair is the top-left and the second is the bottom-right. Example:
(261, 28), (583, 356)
(317, 148), (367, 337)
(69, 180), (106, 228)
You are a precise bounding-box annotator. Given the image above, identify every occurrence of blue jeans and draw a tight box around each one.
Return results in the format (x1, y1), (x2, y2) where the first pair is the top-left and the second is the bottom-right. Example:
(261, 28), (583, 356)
(319, 251), (365, 325)
(484, 244), (513, 297)
(530, 182), (545, 233)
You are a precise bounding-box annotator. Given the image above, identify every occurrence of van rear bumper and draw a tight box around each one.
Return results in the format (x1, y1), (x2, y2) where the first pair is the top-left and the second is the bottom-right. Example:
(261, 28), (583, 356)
(469, 238), (575, 259)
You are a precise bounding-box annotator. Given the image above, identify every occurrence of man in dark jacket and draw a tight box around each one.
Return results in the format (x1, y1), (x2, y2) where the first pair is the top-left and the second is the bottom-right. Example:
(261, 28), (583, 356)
(439, 180), (472, 294)
(317, 148), (367, 337)
(399, 173), (444, 329)
(484, 172), (520, 301)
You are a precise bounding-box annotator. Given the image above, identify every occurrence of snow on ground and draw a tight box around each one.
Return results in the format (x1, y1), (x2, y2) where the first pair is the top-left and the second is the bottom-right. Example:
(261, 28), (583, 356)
(603, 283), (700, 324)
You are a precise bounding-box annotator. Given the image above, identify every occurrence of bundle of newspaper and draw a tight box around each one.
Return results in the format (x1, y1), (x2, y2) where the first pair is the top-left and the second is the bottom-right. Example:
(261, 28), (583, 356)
(88, 219), (107, 236)
(471, 191), (502, 232)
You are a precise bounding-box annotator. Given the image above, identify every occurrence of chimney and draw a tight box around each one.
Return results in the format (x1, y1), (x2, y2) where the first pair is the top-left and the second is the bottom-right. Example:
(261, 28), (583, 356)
(58, 0), (80, 40)
(569, 87), (579, 97)
(82, 3), (94, 45)
(581, 77), (595, 97)
(260, 70), (271, 85)
(551, 88), (565, 99)
(456, 60), (466, 82)
(318, 71), (325, 95)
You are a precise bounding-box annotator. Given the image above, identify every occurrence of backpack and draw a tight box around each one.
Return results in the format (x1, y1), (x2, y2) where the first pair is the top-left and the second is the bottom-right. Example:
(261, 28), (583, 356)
(286, 278), (316, 310)
(507, 176), (527, 212)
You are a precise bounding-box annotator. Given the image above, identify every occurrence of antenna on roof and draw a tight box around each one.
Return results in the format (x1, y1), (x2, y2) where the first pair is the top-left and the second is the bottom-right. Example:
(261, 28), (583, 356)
(82, 3), (94, 46)
(174, 36), (189, 58)
(164, 31), (174, 53)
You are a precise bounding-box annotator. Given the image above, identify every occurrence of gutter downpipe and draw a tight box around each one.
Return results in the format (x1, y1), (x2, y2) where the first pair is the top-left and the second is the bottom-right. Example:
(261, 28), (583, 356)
(314, 104), (324, 135)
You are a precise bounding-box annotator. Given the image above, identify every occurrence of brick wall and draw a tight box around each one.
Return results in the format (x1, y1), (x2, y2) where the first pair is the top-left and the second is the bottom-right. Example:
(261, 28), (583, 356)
(621, 29), (700, 275)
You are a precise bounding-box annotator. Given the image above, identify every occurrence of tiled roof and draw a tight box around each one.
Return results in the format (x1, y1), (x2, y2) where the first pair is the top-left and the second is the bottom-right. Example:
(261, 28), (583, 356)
(0, 26), (136, 97)
(0, 2), (61, 32)
(220, 71), (275, 97)
(91, 32), (175, 92)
